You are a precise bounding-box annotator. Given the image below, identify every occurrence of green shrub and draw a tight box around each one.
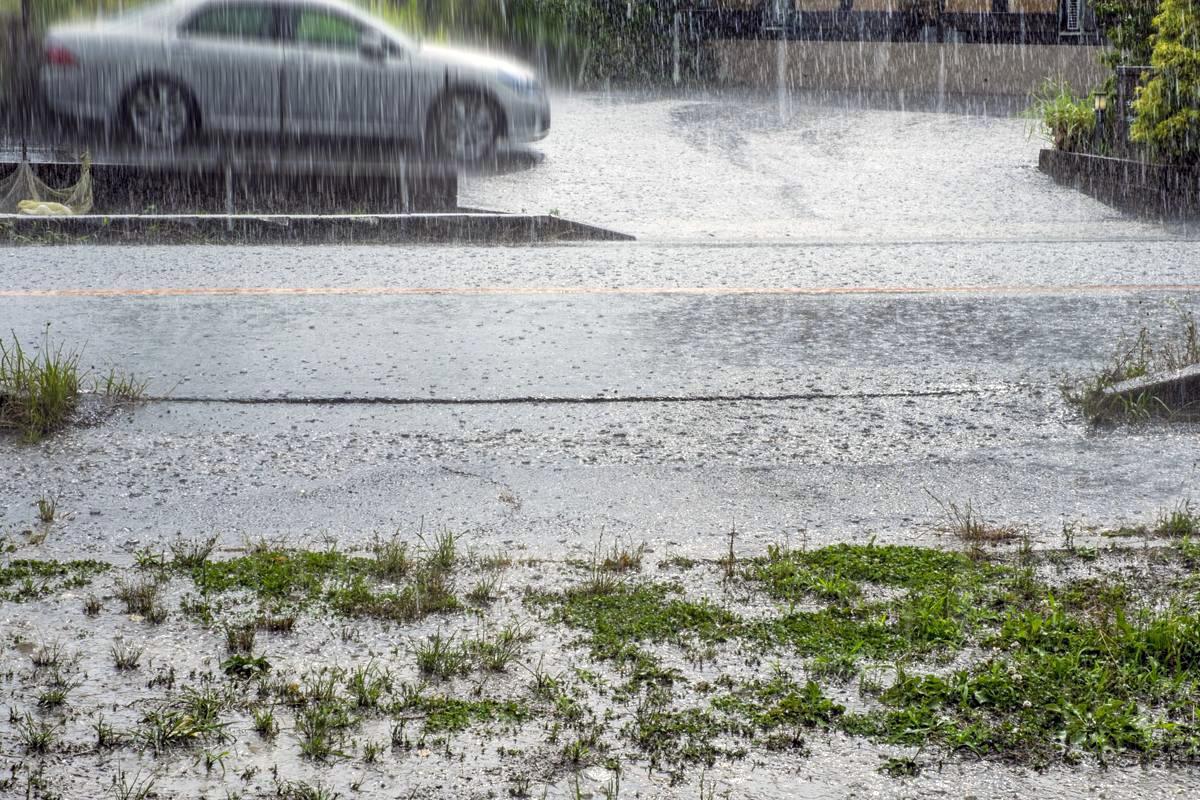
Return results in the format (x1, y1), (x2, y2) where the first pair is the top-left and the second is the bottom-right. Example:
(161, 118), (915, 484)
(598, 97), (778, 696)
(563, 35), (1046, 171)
(1130, 0), (1200, 164)
(1095, 0), (1159, 68)
(1027, 80), (1096, 152)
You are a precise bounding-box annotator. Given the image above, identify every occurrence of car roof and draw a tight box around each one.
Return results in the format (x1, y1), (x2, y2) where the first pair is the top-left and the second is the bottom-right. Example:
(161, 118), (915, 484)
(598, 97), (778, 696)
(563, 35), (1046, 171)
(127, 0), (380, 28)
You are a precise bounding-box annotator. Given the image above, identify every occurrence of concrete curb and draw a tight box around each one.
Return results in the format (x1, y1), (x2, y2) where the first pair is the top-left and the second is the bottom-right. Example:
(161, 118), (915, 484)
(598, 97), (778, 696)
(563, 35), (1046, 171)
(1102, 364), (1200, 415)
(0, 212), (634, 244)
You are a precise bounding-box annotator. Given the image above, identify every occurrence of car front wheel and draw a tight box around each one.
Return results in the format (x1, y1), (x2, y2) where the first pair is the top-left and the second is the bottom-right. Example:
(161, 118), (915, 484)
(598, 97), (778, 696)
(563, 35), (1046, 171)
(428, 91), (501, 163)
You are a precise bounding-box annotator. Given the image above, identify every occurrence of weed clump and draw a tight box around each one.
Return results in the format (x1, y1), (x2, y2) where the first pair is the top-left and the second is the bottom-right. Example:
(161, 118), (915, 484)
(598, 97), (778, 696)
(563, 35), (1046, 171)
(0, 330), (81, 442)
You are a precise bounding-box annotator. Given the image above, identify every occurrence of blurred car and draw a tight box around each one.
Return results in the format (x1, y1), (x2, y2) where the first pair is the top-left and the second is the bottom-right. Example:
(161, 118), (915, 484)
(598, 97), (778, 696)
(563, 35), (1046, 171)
(40, 0), (550, 161)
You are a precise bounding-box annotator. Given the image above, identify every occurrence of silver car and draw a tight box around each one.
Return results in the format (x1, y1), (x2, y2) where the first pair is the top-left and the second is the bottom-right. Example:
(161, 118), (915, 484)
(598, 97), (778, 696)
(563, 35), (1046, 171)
(41, 0), (551, 160)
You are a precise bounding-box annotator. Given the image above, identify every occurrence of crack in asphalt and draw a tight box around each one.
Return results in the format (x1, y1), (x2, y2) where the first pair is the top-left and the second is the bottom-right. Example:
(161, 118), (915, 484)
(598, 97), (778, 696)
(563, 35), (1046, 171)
(149, 388), (989, 406)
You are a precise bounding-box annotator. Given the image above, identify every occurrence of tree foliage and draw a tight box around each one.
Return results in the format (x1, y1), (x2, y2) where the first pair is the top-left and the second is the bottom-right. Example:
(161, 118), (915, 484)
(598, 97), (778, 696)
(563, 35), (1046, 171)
(1130, 0), (1200, 163)
(1094, 0), (1159, 67)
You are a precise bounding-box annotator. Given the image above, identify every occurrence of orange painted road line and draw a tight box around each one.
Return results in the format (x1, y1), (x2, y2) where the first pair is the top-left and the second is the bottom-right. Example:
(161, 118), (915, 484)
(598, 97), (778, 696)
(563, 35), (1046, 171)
(2, 284), (1200, 299)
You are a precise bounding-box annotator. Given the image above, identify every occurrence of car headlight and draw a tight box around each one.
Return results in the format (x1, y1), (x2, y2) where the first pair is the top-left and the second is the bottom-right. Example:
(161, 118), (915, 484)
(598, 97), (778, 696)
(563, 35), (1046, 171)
(499, 72), (540, 95)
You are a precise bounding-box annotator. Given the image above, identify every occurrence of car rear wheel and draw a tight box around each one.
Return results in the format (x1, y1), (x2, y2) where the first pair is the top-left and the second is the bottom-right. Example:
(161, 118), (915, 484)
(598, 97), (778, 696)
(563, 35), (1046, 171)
(124, 79), (195, 148)
(428, 91), (501, 163)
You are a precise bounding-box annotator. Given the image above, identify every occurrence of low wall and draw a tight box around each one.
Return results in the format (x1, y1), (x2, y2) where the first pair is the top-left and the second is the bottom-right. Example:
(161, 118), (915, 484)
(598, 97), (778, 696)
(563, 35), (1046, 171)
(11, 158), (458, 214)
(1038, 149), (1200, 220)
(711, 39), (1108, 96)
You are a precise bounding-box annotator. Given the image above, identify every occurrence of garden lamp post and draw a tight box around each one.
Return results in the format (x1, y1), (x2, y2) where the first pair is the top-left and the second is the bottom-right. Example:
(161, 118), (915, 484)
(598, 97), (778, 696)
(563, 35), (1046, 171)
(1094, 93), (1107, 153)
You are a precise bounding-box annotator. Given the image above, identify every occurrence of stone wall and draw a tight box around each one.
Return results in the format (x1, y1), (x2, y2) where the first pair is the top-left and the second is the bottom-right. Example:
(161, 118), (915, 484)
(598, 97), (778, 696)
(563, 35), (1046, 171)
(1038, 149), (1200, 220)
(711, 39), (1108, 96)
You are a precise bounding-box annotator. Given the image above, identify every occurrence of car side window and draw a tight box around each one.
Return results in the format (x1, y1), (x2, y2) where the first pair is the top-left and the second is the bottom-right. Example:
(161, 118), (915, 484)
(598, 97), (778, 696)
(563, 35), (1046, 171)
(182, 3), (275, 40)
(293, 9), (363, 51)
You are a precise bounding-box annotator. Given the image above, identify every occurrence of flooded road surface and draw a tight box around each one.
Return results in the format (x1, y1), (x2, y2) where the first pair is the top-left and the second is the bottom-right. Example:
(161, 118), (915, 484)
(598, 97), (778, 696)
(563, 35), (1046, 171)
(3, 89), (1200, 799)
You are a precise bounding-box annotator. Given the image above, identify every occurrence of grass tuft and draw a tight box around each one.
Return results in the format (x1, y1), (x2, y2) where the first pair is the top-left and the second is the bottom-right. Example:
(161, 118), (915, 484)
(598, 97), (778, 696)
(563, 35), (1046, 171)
(111, 641), (143, 670)
(0, 329), (81, 442)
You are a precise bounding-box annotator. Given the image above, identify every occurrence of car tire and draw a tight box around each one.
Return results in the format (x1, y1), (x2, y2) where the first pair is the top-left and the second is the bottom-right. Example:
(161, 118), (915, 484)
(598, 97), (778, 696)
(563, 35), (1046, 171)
(122, 78), (197, 148)
(427, 89), (502, 163)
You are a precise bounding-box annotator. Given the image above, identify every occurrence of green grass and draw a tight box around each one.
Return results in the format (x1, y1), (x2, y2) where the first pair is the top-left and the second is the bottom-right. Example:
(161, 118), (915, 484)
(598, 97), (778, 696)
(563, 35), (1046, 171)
(396, 695), (532, 734)
(540, 539), (1200, 769)
(0, 330), (81, 442)
(186, 545), (460, 622)
(17, 714), (58, 753)
(138, 686), (231, 752)
(413, 631), (471, 679)
(296, 700), (355, 760)
(0, 558), (110, 601)
(94, 368), (148, 401)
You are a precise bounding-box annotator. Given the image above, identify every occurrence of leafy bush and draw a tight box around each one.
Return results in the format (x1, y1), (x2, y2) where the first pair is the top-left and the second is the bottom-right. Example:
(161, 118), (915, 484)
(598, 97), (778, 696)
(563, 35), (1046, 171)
(1094, 0), (1159, 68)
(1130, 0), (1200, 164)
(1027, 80), (1096, 152)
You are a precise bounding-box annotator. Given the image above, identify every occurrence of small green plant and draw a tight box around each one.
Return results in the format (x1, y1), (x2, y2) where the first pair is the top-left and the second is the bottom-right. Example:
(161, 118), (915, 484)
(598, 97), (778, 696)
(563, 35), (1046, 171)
(296, 701), (353, 760)
(17, 714), (57, 752)
(36, 494), (56, 523)
(170, 535), (217, 569)
(880, 755), (922, 777)
(1026, 79), (1096, 152)
(1155, 500), (1200, 537)
(0, 328), (82, 442)
(413, 631), (470, 679)
(112, 641), (143, 670)
(252, 706), (279, 738)
(423, 529), (458, 573)
(138, 686), (231, 752)
(30, 639), (68, 669)
(361, 739), (385, 763)
(95, 368), (148, 401)
(115, 576), (163, 616)
(602, 541), (645, 573)
(94, 715), (125, 748)
(274, 780), (342, 800)
(929, 494), (1016, 544)
(225, 622), (257, 654)
(467, 573), (500, 605)
(470, 622), (530, 672)
(109, 767), (156, 800)
(221, 653), (272, 679)
(370, 534), (412, 580)
(346, 662), (392, 708)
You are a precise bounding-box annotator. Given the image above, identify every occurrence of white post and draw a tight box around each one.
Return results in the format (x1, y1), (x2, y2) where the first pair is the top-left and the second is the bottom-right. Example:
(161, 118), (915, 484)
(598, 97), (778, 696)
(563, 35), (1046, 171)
(224, 165), (234, 232)
(672, 11), (681, 86)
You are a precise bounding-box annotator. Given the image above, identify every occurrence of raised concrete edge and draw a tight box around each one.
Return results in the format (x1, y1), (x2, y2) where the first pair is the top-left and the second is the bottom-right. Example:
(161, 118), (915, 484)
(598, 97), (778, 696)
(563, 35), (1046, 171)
(1038, 148), (1200, 220)
(0, 212), (635, 244)
(1102, 363), (1200, 411)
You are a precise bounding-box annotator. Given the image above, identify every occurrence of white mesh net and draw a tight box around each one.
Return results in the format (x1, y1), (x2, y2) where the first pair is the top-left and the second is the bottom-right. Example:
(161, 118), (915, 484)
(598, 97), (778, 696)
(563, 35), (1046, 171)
(0, 155), (93, 214)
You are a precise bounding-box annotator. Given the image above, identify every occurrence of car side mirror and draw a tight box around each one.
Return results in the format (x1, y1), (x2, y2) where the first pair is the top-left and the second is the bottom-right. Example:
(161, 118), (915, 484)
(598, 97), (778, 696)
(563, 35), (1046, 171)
(359, 29), (385, 61)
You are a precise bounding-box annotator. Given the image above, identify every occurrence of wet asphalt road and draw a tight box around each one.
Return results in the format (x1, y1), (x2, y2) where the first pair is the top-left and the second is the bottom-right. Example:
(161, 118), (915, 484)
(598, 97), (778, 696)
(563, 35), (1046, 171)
(3, 89), (1200, 559)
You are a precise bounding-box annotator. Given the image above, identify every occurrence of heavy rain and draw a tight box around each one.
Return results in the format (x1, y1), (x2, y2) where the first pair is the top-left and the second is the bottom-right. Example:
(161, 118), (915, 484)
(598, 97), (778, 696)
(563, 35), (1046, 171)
(1, 0), (1200, 797)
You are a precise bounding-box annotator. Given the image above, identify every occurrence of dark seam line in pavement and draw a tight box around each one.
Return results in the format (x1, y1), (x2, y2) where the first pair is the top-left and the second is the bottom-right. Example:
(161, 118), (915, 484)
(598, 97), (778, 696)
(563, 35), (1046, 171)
(150, 389), (985, 406)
